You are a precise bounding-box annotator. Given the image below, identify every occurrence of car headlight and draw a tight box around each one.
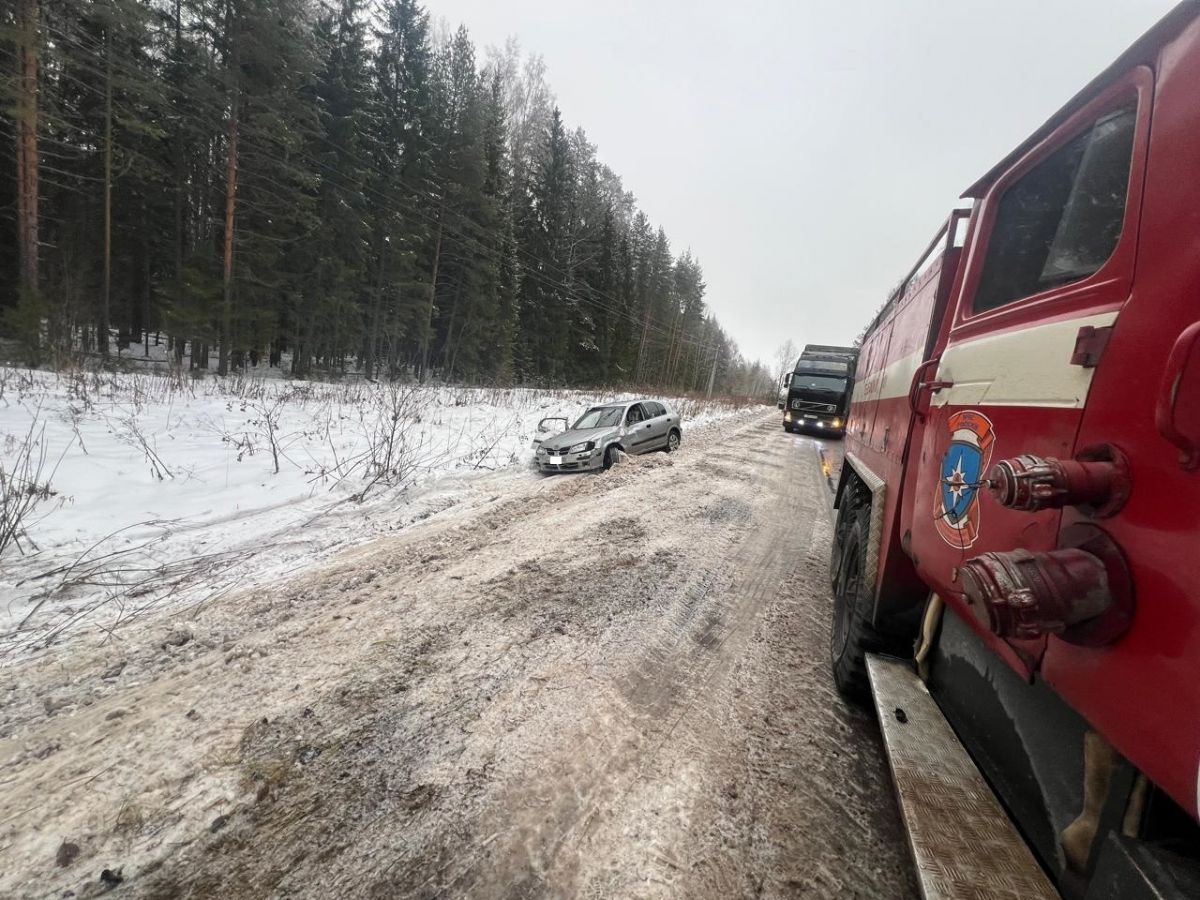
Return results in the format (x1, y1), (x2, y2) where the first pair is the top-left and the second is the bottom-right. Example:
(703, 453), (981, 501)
(784, 412), (792, 421)
(832, 417), (843, 428)
(568, 441), (594, 454)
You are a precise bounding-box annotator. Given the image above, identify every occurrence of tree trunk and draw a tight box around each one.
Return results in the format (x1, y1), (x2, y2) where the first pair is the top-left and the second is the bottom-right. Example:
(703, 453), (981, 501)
(219, 3), (241, 377)
(171, 0), (185, 370)
(421, 201), (445, 383)
(439, 269), (464, 371)
(219, 103), (238, 376)
(141, 203), (151, 357)
(365, 237), (386, 380)
(15, 0), (40, 298)
(101, 9), (113, 358)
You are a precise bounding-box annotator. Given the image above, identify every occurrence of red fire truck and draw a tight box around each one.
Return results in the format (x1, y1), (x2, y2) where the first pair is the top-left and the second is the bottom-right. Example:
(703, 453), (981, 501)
(830, 4), (1200, 897)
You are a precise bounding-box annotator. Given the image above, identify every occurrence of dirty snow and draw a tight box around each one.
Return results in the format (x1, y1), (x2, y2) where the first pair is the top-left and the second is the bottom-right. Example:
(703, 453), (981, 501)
(0, 410), (914, 899)
(0, 367), (760, 657)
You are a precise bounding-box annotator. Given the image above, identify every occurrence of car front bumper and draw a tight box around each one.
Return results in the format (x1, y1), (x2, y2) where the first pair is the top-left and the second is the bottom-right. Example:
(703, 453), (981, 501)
(536, 449), (603, 472)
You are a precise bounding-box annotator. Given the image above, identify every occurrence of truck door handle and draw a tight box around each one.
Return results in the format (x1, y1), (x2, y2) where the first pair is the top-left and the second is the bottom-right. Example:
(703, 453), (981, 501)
(1156, 320), (1200, 469)
(907, 358), (949, 420)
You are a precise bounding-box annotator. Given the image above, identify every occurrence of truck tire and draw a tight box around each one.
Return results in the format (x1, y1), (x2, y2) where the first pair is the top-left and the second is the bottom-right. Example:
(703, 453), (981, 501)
(829, 487), (858, 591)
(831, 507), (892, 703)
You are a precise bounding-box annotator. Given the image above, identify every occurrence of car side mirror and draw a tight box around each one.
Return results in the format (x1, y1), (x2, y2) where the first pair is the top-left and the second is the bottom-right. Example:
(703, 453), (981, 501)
(537, 416), (568, 435)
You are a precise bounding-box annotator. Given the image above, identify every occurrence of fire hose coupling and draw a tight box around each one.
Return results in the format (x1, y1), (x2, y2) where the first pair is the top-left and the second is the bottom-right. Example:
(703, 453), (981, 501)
(986, 444), (1130, 518)
(955, 524), (1135, 646)
(956, 549), (1111, 640)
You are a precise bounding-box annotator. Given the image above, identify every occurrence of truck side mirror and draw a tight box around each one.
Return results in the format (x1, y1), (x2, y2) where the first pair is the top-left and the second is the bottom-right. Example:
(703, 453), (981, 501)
(1156, 321), (1200, 470)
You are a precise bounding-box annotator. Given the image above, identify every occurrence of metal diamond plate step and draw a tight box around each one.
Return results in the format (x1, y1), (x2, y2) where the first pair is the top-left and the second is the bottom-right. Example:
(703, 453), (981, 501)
(866, 653), (1061, 900)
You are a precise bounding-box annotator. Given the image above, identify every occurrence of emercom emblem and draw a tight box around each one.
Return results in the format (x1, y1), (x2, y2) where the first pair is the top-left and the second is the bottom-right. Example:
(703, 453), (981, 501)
(935, 410), (995, 549)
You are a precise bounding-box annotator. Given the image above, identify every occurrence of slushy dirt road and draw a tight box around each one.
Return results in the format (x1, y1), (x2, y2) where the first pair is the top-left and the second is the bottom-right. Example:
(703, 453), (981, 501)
(1, 411), (917, 899)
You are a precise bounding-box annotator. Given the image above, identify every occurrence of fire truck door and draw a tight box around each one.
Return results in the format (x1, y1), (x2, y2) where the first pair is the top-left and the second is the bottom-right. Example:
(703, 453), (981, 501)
(1037, 40), (1200, 821)
(908, 72), (1151, 677)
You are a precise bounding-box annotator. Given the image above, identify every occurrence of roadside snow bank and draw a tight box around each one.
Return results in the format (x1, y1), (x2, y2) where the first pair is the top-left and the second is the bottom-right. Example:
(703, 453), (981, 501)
(0, 368), (763, 657)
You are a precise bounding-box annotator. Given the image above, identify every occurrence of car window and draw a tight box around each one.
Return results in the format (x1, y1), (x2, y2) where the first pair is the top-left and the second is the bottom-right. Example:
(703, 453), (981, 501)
(646, 401), (665, 417)
(625, 404), (645, 425)
(573, 407), (622, 429)
(973, 100), (1137, 314)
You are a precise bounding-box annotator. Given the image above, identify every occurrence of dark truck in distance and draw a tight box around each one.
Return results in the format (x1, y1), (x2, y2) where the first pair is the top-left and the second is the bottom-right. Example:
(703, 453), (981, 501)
(781, 344), (858, 435)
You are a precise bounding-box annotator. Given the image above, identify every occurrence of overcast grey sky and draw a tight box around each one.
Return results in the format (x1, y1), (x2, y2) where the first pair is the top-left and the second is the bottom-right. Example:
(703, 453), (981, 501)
(429, 0), (1175, 366)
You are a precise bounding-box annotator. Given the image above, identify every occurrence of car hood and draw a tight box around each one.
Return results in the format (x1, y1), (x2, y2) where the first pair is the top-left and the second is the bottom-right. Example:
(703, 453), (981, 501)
(539, 426), (616, 452)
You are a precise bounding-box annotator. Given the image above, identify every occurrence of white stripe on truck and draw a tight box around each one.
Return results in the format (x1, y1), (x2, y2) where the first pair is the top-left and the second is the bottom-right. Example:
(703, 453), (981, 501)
(854, 311), (1118, 410)
(933, 311), (1117, 408)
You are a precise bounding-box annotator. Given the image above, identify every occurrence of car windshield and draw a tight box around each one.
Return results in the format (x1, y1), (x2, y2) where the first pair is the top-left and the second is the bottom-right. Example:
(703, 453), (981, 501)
(791, 375), (848, 394)
(572, 407), (623, 429)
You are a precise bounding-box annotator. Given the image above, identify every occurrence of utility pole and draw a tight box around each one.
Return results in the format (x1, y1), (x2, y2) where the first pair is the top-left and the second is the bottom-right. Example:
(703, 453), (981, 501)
(706, 346), (717, 398)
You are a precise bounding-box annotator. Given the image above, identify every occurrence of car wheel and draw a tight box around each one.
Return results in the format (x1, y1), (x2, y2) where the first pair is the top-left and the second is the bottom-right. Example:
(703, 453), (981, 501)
(603, 445), (619, 471)
(831, 507), (895, 704)
(665, 429), (681, 453)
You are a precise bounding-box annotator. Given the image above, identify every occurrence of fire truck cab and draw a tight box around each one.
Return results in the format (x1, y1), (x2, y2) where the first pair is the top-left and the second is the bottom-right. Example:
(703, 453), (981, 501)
(830, 4), (1200, 897)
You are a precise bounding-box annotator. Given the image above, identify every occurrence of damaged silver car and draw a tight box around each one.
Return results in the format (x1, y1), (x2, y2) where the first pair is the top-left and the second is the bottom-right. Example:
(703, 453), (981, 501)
(532, 400), (682, 473)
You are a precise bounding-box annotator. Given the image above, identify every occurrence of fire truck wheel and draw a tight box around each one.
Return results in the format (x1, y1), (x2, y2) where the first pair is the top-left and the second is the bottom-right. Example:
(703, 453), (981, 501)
(828, 487), (859, 591)
(831, 507), (889, 703)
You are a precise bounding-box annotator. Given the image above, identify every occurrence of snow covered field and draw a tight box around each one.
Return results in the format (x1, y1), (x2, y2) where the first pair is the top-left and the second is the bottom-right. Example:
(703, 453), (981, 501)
(0, 367), (762, 658)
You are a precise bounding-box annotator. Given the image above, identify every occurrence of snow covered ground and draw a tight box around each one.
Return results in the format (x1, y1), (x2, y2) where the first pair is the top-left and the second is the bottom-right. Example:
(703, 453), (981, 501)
(0, 367), (762, 658)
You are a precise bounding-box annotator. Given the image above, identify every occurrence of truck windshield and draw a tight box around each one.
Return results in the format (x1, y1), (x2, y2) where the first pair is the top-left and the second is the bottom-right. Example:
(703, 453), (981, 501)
(791, 375), (848, 394)
(796, 360), (849, 375)
(573, 407), (623, 429)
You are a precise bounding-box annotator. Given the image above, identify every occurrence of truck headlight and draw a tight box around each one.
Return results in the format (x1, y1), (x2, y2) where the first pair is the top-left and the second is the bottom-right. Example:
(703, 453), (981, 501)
(568, 441), (594, 454)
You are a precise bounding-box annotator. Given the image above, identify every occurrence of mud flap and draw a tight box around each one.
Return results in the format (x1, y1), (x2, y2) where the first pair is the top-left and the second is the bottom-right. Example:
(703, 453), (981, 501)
(866, 653), (1060, 899)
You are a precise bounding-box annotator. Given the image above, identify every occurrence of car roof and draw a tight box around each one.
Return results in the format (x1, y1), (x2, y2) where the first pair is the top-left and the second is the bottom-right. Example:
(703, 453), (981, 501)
(592, 396), (667, 408)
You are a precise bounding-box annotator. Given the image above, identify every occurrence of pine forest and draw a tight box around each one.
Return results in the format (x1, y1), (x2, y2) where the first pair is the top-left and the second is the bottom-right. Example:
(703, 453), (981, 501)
(0, 0), (770, 394)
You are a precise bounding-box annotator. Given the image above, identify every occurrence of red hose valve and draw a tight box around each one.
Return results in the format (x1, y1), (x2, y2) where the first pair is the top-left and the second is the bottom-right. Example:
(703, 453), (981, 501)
(956, 548), (1113, 641)
(987, 447), (1129, 517)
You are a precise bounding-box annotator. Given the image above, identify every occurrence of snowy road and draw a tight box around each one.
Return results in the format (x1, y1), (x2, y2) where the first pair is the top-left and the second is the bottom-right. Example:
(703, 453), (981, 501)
(0, 411), (917, 899)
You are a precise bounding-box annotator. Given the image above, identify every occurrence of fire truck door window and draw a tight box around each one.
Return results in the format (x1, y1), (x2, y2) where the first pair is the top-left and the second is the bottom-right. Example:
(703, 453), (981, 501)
(974, 101), (1137, 314)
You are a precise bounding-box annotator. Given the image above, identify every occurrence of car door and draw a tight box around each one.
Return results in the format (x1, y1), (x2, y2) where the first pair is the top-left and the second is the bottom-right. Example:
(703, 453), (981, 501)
(908, 69), (1152, 679)
(645, 401), (670, 448)
(625, 403), (655, 453)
